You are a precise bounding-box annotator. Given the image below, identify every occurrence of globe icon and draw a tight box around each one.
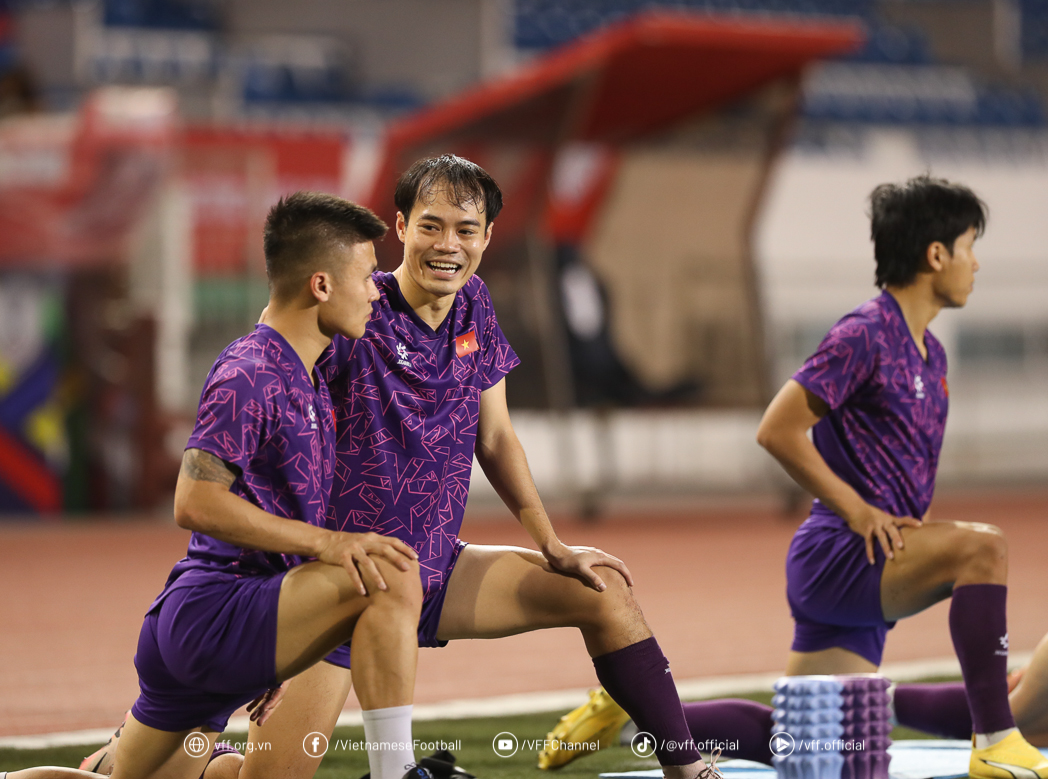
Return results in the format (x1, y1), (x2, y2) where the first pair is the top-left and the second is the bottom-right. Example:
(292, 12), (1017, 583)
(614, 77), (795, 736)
(185, 734), (208, 757)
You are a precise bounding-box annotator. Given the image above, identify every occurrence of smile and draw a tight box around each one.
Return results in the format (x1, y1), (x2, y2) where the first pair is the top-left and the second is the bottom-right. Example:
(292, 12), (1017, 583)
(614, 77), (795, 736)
(426, 261), (461, 276)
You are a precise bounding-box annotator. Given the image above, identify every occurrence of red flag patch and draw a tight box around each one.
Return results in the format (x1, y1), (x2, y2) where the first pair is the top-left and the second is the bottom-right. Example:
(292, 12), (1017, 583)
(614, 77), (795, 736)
(455, 330), (479, 358)
(941, 377), (949, 397)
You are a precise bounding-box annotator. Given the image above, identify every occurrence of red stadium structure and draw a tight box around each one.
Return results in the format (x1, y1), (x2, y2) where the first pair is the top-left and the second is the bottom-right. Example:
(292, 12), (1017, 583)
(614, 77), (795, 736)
(0, 13), (860, 514)
(367, 12), (863, 413)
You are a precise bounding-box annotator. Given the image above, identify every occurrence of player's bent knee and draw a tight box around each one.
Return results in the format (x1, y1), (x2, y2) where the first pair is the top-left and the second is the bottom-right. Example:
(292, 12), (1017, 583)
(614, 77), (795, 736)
(367, 556), (423, 615)
(600, 567), (632, 598)
(956, 522), (1007, 579)
(204, 753), (244, 779)
(582, 568), (640, 622)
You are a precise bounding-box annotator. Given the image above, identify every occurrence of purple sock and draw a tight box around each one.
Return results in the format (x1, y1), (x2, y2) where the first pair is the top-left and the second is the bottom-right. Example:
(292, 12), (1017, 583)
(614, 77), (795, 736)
(593, 637), (702, 766)
(894, 683), (973, 739)
(950, 583), (1015, 734)
(683, 699), (773, 765)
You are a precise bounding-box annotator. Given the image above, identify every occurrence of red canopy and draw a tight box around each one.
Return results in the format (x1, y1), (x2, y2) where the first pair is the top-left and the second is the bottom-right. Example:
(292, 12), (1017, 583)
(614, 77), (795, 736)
(368, 10), (863, 244)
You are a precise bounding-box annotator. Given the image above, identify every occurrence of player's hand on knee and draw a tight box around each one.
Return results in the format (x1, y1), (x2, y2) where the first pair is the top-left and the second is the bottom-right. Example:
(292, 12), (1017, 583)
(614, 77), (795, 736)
(247, 680), (288, 726)
(847, 505), (922, 564)
(543, 543), (634, 592)
(317, 531), (417, 595)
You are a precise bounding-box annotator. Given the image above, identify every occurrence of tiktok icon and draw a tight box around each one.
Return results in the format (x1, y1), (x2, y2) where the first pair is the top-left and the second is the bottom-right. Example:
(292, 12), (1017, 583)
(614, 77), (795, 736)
(632, 731), (657, 758)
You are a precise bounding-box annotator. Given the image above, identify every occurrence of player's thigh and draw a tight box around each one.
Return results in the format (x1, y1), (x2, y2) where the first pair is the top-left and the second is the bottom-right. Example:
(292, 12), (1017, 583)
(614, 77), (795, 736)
(1013, 632), (1048, 746)
(109, 713), (216, 779)
(435, 544), (626, 640)
(275, 556), (420, 679)
(880, 520), (1006, 622)
(241, 660), (353, 779)
(785, 648), (878, 676)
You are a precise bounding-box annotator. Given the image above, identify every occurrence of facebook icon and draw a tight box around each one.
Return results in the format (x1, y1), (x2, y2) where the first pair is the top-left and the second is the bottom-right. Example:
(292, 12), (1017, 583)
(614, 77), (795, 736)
(303, 732), (329, 757)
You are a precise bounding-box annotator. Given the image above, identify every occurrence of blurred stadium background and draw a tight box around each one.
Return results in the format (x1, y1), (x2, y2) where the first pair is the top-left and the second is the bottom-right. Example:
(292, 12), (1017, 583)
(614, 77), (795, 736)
(0, 0), (1046, 740)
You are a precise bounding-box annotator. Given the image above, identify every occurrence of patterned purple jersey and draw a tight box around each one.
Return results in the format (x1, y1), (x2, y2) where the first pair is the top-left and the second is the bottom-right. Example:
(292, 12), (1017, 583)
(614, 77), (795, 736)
(318, 271), (520, 598)
(793, 291), (949, 522)
(153, 325), (335, 606)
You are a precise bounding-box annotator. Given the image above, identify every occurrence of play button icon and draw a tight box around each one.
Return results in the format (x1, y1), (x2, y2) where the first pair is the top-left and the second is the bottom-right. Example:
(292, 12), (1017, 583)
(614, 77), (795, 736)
(769, 732), (795, 757)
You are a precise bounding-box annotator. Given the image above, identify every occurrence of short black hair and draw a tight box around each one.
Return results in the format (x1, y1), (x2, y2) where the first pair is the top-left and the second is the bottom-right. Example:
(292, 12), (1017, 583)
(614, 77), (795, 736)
(263, 192), (387, 301)
(394, 154), (503, 227)
(869, 175), (987, 288)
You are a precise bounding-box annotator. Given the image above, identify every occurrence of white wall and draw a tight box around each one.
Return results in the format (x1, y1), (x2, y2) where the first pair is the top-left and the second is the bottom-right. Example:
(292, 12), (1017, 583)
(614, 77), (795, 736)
(470, 127), (1048, 502)
(756, 127), (1048, 375)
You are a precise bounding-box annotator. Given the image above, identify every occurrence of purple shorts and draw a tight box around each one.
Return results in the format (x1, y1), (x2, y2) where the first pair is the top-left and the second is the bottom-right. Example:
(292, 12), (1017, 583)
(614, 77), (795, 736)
(324, 540), (466, 670)
(131, 570), (285, 732)
(786, 512), (896, 666)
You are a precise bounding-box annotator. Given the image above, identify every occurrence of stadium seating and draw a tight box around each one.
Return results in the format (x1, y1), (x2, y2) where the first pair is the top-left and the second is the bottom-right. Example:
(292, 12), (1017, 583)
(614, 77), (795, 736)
(514, 0), (1047, 128)
(1020, 0), (1048, 59)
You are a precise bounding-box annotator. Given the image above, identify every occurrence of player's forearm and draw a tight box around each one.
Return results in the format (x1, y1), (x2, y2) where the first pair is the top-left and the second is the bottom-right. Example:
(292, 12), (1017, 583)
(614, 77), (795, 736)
(476, 431), (559, 552)
(175, 479), (330, 558)
(760, 428), (868, 524)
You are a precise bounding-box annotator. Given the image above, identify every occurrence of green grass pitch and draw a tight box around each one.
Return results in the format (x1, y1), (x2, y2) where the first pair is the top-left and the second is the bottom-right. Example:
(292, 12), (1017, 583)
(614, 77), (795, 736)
(0, 689), (939, 778)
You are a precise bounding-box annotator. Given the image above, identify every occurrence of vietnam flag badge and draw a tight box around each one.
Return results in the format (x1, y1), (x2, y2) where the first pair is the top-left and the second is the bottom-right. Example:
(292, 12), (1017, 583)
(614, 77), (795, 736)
(456, 330), (480, 358)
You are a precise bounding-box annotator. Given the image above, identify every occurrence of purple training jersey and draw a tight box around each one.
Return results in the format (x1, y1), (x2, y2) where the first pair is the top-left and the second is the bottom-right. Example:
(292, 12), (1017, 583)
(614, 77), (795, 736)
(792, 291), (949, 522)
(318, 271), (520, 598)
(153, 324), (335, 607)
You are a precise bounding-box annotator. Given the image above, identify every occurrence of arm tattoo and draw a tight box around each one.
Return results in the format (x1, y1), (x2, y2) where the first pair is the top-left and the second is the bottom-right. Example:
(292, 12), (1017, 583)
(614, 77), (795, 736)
(180, 448), (237, 488)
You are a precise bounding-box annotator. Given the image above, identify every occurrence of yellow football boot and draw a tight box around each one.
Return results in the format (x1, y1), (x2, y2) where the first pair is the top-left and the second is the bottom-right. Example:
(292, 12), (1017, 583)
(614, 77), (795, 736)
(970, 730), (1048, 779)
(537, 688), (631, 770)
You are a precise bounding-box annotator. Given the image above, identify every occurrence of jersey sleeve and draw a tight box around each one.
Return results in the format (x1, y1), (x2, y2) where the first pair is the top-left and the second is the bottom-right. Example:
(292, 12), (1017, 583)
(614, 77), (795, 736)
(792, 313), (880, 410)
(479, 293), (520, 390)
(185, 358), (280, 474)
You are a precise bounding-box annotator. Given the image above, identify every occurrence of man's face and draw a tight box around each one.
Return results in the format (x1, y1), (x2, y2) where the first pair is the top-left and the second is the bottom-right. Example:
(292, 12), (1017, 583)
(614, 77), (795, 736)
(396, 187), (492, 299)
(933, 225), (980, 308)
(319, 241), (379, 340)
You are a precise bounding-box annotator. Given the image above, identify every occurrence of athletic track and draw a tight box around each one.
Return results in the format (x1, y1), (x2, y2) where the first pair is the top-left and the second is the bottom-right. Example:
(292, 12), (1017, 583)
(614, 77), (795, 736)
(1, 488), (1045, 737)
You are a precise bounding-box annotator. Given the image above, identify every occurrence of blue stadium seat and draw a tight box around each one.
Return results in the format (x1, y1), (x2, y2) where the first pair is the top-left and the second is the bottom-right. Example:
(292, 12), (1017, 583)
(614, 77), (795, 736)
(103, 0), (218, 31)
(1020, 0), (1048, 58)
(843, 24), (932, 64)
(514, 0), (875, 50)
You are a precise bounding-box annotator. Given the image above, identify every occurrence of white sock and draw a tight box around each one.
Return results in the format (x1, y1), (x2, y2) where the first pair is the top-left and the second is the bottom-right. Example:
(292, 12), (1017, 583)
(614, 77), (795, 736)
(362, 704), (416, 779)
(975, 727), (1017, 749)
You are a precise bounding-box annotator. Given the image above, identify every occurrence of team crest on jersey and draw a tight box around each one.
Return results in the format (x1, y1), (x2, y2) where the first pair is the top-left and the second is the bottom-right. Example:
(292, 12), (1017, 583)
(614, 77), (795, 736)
(456, 330), (479, 358)
(308, 404), (317, 430)
(914, 375), (925, 399)
(396, 341), (412, 367)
